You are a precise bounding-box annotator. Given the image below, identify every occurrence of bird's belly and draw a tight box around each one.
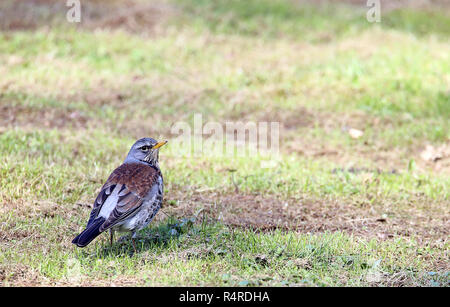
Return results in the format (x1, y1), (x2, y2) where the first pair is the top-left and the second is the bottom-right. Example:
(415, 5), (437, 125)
(117, 199), (161, 232)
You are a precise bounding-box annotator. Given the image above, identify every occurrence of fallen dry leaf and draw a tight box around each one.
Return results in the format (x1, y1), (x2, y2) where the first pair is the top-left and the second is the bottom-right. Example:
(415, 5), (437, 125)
(420, 144), (448, 162)
(348, 128), (364, 139)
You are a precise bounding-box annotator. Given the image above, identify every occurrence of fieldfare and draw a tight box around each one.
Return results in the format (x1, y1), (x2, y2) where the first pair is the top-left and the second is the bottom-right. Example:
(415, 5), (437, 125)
(72, 138), (167, 250)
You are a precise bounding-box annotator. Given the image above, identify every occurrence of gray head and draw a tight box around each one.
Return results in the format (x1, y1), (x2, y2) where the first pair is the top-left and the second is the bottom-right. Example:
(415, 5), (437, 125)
(125, 137), (167, 166)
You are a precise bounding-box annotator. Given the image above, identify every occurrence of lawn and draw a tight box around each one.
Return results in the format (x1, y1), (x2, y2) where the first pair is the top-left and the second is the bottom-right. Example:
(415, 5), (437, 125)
(0, 0), (448, 286)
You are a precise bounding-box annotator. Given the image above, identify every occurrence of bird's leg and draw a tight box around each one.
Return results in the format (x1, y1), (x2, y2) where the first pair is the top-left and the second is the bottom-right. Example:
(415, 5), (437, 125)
(131, 232), (137, 253)
(109, 229), (115, 248)
(131, 238), (137, 253)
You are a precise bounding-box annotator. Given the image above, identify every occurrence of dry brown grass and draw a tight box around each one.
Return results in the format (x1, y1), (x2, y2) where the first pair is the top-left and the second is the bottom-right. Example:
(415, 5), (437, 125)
(304, 0), (450, 12)
(0, 0), (177, 33)
(162, 189), (449, 245)
(0, 104), (89, 130)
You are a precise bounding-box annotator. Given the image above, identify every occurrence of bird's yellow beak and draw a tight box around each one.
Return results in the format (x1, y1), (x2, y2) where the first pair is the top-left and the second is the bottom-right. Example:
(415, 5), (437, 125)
(153, 140), (168, 149)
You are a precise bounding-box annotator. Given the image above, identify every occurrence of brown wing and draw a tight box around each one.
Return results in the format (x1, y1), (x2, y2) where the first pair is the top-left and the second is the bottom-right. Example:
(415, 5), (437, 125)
(86, 163), (161, 232)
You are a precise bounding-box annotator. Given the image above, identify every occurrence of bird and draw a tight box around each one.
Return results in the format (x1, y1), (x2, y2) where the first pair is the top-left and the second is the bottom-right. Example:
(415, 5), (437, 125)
(72, 137), (167, 251)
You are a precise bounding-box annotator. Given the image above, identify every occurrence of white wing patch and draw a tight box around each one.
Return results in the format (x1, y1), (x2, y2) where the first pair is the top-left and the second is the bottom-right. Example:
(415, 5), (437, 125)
(98, 184), (121, 219)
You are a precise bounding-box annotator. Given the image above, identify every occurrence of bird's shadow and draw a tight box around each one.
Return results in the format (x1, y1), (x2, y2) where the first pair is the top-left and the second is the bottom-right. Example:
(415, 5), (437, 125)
(89, 216), (196, 258)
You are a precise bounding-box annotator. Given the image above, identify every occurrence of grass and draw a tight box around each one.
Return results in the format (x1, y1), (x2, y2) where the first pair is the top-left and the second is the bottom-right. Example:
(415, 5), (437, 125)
(1, 214), (448, 286)
(0, 0), (449, 286)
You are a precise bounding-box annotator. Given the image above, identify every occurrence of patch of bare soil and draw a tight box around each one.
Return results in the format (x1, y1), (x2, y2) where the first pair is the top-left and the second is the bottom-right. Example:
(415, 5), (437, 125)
(0, 0), (177, 34)
(274, 107), (450, 175)
(303, 0), (450, 12)
(83, 1), (177, 34)
(0, 264), (42, 286)
(0, 104), (89, 129)
(163, 190), (449, 245)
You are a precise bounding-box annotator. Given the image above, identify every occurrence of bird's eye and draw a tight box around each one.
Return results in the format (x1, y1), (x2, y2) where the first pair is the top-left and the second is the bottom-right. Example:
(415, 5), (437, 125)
(140, 146), (150, 151)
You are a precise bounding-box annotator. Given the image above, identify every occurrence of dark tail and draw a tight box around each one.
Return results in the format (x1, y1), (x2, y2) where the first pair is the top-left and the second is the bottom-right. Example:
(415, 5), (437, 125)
(72, 217), (106, 247)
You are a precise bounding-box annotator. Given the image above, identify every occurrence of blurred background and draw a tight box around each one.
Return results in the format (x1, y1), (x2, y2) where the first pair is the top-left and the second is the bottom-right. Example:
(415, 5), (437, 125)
(0, 0), (449, 286)
(1, 0), (449, 169)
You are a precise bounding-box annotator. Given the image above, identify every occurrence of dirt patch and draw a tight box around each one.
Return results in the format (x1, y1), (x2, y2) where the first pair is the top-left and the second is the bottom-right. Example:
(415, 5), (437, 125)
(255, 106), (316, 131)
(304, 0), (450, 12)
(83, 1), (177, 34)
(0, 0), (177, 34)
(278, 108), (450, 175)
(0, 104), (89, 130)
(0, 264), (41, 286)
(163, 190), (449, 245)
